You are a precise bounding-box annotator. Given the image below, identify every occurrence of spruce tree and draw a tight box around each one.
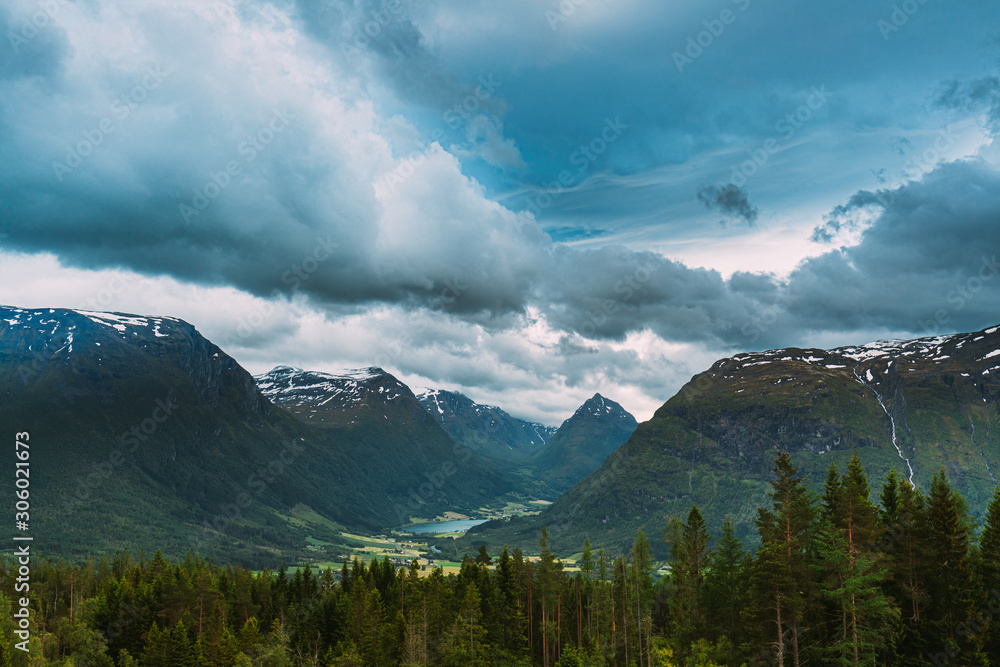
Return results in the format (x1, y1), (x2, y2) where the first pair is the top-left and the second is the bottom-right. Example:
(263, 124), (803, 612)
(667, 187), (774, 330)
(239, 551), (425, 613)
(755, 451), (816, 667)
(631, 529), (655, 666)
(977, 484), (1000, 659)
(817, 452), (897, 666)
(669, 506), (712, 650)
(925, 468), (981, 662)
(702, 517), (748, 662)
(0, 594), (13, 667)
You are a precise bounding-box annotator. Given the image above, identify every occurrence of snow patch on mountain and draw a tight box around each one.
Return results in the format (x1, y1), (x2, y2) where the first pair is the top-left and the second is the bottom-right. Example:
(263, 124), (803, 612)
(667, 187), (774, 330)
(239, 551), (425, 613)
(254, 365), (401, 410)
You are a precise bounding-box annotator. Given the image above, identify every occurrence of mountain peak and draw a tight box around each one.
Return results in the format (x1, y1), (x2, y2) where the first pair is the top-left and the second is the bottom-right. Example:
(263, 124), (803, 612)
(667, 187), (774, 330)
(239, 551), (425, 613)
(574, 392), (629, 421)
(254, 365), (406, 416)
(529, 393), (638, 494)
(414, 387), (557, 457)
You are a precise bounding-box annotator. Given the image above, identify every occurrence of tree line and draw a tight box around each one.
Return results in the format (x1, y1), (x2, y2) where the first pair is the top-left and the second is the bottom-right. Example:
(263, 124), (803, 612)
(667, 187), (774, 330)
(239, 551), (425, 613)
(1, 451), (999, 666)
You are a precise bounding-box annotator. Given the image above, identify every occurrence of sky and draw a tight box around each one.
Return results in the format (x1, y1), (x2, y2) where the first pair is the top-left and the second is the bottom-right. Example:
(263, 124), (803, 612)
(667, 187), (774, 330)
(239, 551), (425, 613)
(1, 0), (999, 425)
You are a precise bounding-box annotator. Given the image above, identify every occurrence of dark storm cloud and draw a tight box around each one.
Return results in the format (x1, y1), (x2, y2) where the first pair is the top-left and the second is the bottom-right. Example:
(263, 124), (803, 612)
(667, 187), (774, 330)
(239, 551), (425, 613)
(696, 183), (758, 226)
(532, 159), (1000, 350)
(787, 159), (1000, 339)
(290, 0), (503, 123)
(538, 246), (759, 346)
(3, 0), (1000, 372)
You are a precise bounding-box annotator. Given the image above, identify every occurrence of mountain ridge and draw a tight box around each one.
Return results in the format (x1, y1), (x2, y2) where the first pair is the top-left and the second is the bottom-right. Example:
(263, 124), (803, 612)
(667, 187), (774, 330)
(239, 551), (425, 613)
(462, 323), (1000, 557)
(0, 306), (509, 564)
(528, 392), (638, 495)
(414, 387), (557, 460)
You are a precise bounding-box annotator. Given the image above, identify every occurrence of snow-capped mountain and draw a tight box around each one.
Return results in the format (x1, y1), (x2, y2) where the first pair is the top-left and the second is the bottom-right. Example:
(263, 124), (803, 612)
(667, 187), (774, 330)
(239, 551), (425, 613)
(699, 325), (1000, 486)
(414, 388), (557, 460)
(1, 305), (271, 418)
(467, 323), (1000, 557)
(0, 306), (514, 562)
(255, 365), (411, 423)
(529, 393), (638, 494)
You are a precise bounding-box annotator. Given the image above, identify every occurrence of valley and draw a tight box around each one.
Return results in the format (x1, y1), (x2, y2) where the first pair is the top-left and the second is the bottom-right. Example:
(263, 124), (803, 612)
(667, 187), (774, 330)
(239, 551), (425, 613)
(4, 305), (1000, 568)
(4, 305), (1000, 666)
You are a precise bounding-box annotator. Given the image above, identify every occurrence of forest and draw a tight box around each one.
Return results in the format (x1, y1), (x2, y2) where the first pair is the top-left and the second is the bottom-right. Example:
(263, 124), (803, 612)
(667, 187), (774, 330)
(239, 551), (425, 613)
(1, 451), (999, 667)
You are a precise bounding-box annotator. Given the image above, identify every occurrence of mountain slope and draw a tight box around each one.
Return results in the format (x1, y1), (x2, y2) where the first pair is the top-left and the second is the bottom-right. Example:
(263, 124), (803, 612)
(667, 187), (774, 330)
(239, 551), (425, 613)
(253, 365), (516, 523)
(415, 388), (556, 460)
(463, 326), (1000, 557)
(1, 306), (333, 564)
(529, 393), (637, 494)
(0, 307), (507, 564)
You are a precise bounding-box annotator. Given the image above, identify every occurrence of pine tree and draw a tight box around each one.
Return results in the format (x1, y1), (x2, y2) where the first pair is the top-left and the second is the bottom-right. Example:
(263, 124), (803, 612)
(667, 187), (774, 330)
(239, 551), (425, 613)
(537, 527), (559, 667)
(631, 529), (654, 667)
(167, 620), (197, 667)
(475, 544), (493, 566)
(402, 603), (429, 667)
(669, 506), (712, 650)
(702, 517), (748, 661)
(879, 468), (900, 527)
(918, 467), (993, 666)
(755, 451), (816, 667)
(440, 583), (488, 666)
(142, 622), (169, 667)
(817, 452), (897, 666)
(581, 537), (594, 645)
(977, 484), (1000, 659)
(0, 594), (13, 667)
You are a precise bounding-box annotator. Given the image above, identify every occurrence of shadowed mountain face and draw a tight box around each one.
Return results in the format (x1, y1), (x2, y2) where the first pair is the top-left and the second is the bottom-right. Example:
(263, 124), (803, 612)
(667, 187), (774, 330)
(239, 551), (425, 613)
(414, 388), (556, 460)
(253, 365), (519, 522)
(410, 388), (636, 499)
(528, 393), (638, 494)
(463, 326), (1000, 557)
(0, 307), (509, 564)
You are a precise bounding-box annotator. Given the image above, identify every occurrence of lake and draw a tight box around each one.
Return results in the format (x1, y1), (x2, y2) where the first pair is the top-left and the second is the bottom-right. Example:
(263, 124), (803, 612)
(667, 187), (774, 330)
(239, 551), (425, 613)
(403, 519), (488, 534)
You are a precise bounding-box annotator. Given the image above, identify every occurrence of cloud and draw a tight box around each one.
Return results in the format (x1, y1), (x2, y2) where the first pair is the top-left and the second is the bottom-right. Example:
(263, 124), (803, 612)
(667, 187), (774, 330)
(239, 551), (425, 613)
(0, 4), (73, 82)
(787, 159), (1000, 338)
(696, 183), (759, 226)
(887, 135), (913, 156)
(934, 76), (1000, 134)
(3, 0), (1000, 425)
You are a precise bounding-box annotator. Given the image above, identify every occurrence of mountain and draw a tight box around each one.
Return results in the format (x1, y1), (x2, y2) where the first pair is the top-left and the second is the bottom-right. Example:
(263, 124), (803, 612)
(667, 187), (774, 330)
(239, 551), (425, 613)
(528, 393), (637, 494)
(462, 325), (1000, 558)
(257, 365), (421, 425)
(414, 388), (556, 460)
(253, 365), (517, 519)
(0, 306), (508, 565)
(1, 306), (326, 564)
